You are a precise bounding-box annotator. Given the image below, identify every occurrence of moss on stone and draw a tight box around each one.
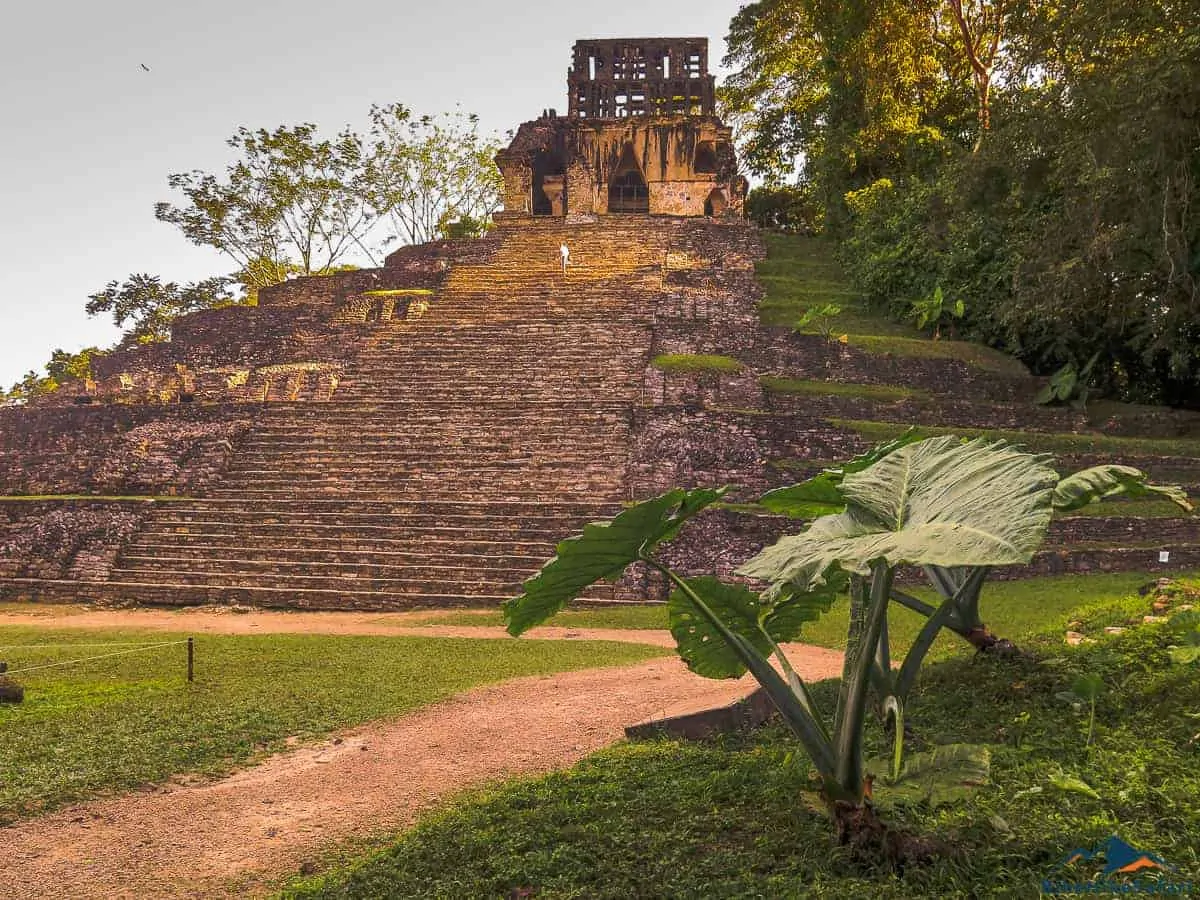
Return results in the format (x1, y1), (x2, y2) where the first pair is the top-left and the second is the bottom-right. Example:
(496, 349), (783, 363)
(843, 333), (1029, 377)
(361, 289), (434, 297)
(832, 418), (1200, 459)
(759, 376), (928, 402)
(651, 354), (744, 374)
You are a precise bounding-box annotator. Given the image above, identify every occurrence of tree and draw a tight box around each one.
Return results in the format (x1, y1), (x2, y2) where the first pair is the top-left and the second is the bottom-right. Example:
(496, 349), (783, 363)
(937, 0), (1009, 143)
(367, 104), (504, 247)
(5, 346), (102, 399)
(155, 123), (381, 292)
(85, 274), (236, 343)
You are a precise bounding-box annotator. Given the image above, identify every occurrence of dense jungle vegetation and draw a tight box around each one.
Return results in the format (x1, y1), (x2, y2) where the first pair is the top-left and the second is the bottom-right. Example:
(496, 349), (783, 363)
(729, 0), (1200, 408)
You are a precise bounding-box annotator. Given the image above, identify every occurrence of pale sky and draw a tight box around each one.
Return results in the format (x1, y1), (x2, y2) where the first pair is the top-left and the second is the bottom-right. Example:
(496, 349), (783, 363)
(0, 0), (745, 388)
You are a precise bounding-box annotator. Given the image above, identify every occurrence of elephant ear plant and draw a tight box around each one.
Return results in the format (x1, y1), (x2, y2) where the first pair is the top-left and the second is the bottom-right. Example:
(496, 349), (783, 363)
(504, 436), (1077, 863)
(763, 445), (1192, 659)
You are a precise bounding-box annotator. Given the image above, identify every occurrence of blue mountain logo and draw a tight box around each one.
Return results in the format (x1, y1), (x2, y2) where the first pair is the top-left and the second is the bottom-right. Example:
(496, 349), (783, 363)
(1057, 835), (1175, 878)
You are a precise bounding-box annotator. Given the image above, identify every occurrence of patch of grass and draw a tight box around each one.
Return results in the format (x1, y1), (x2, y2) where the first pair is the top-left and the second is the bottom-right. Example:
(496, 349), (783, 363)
(401, 606), (670, 630)
(282, 579), (1200, 899)
(760, 376), (928, 402)
(844, 334), (1029, 377)
(755, 234), (1030, 377)
(1055, 499), (1193, 519)
(834, 418), (1200, 460)
(651, 354), (744, 374)
(797, 571), (1183, 659)
(755, 235), (917, 339)
(0, 629), (664, 824)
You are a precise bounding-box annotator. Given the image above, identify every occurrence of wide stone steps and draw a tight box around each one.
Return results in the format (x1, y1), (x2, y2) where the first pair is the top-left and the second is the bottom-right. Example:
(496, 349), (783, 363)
(122, 541), (556, 564)
(202, 488), (623, 503)
(115, 555), (544, 581)
(144, 498), (618, 517)
(136, 523), (591, 546)
(0, 578), (640, 610)
(104, 566), (539, 596)
(28, 219), (708, 610)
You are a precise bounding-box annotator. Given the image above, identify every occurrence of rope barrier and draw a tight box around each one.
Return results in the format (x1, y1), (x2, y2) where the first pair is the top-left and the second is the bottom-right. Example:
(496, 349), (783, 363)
(3, 640), (190, 676)
(0, 642), (175, 651)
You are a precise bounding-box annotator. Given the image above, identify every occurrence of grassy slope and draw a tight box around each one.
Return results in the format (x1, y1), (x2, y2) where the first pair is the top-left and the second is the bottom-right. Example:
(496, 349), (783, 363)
(836, 418), (1200, 462)
(756, 233), (1029, 377)
(283, 580), (1200, 899)
(0, 630), (663, 824)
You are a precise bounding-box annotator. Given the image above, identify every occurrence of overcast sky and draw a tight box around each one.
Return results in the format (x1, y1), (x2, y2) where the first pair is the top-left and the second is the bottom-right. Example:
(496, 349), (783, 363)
(0, 0), (745, 388)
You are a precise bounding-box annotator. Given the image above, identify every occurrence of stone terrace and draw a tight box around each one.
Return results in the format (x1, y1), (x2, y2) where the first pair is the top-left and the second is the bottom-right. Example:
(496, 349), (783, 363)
(3, 217), (1200, 608)
(0, 218), (724, 608)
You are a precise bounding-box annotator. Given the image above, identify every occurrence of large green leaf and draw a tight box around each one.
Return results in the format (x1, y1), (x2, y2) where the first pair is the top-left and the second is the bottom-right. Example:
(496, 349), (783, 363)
(739, 437), (1059, 594)
(668, 576), (840, 679)
(504, 487), (728, 636)
(1052, 465), (1193, 513)
(668, 577), (774, 678)
(757, 429), (922, 519)
(664, 571), (837, 778)
(866, 743), (991, 809)
(762, 573), (846, 641)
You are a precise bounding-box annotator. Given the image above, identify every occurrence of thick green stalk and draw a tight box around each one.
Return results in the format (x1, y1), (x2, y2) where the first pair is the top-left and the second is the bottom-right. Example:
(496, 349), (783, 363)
(833, 561), (894, 800)
(762, 633), (832, 746)
(896, 566), (990, 700)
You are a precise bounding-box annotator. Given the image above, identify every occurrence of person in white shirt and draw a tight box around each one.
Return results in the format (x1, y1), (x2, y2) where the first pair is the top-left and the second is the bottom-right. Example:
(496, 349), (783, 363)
(560, 242), (570, 275)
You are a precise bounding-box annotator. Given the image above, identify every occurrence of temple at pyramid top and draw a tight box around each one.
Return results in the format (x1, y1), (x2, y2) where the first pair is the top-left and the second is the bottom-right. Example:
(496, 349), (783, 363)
(567, 38), (716, 119)
(494, 37), (744, 221)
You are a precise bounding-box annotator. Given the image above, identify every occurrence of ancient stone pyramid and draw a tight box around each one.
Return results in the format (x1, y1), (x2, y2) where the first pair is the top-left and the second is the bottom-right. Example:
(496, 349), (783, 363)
(5, 214), (1200, 611)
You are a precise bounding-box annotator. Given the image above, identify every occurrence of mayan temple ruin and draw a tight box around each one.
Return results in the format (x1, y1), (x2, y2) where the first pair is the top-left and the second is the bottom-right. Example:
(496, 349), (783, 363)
(2, 37), (1198, 610)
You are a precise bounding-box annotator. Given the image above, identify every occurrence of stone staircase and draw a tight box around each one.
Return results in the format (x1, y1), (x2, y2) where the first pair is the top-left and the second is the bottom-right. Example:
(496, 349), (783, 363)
(7, 215), (1194, 608)
(4, 218), (696, 608)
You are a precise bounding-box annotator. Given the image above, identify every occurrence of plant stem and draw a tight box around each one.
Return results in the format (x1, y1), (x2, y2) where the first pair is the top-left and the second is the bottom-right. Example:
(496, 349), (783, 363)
(834, 562), (894, 800)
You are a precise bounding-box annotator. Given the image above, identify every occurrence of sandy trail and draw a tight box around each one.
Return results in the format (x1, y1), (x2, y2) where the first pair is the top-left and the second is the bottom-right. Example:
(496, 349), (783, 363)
(0, 607), (844, 898)
(0, 605), (674, 646)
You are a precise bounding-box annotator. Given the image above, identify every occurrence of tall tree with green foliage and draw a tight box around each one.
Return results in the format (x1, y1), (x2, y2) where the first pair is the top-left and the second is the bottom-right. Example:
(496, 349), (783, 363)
(721, 0), (975, 219)
(4, 347), (102, 399)
(729, 0), (1200, 405)
(367, 104), (504, 247)
(155, 123), (380, 292)
(85, 274), (236, 344)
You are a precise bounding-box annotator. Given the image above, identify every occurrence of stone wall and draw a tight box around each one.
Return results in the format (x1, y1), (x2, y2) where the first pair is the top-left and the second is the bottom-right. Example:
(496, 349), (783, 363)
(497, 115), (745, 219)
(0, 404), (253, 495)
(35, 261), (453, 407)
(0, 501), (151, 581)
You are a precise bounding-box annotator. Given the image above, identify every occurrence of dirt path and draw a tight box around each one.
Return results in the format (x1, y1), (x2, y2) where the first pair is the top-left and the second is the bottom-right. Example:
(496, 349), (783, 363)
(0, 605), (674, 646)
(0, 644), (843, 899)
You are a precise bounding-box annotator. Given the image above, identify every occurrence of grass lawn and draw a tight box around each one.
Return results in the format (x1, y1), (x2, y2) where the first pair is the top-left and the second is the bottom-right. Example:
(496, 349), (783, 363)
(801, 571), (1189, 660)
(409, 572), (1191, 662)
(0, 629), (664, 824)
(282, 579), (1200, 899)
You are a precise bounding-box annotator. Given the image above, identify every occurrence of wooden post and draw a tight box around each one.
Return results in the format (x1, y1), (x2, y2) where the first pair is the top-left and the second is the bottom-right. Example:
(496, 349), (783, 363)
(187, 637), (194, 683)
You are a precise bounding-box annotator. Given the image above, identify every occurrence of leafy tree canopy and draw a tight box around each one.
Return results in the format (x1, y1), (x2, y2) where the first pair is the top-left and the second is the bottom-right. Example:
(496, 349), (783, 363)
(85, 274), (237, 345)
